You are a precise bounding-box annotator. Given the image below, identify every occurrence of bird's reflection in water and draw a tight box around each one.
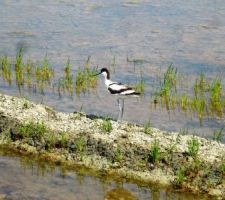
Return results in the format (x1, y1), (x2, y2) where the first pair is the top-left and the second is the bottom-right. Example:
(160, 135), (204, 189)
(104, 188), (138, 200)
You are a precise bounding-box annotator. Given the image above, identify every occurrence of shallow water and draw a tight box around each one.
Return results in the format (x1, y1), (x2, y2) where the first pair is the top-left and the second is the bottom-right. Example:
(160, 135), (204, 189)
(0, 150), (208, 200)
(0, 0), (225, 141)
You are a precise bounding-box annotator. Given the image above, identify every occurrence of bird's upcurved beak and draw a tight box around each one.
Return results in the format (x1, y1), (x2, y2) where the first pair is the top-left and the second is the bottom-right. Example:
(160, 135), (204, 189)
(93, 71), (101, 76)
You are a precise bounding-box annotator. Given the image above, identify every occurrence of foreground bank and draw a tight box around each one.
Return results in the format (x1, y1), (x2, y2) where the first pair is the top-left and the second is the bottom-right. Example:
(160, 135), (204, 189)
(0, 93), (224, 199)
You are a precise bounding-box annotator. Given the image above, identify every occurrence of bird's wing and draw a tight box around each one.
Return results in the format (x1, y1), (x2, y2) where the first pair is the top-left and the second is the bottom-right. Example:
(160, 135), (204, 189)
(108, 82), (131, 91)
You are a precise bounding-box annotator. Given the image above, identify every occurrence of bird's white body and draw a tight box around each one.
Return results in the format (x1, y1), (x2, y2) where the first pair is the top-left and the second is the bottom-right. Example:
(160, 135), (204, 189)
(102, 71), (139, 96)
(96, 68), (140, 121)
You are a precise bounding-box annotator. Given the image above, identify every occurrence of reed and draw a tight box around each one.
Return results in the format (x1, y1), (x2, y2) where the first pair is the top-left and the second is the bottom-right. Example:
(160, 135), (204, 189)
(209, 78), (222, 116)
(24, 59), (33, 89)
(75, 58), (98, 96)
(75, 69), (87, 95)
(213, 127), (224, 142)
(134, 77), (145, 95)
(180, 94), (189, 111)
(87, 66), (98, 88)
(190, 97), (206, 124)
(159, 64), (177, 109)
(35, 55), (54, 93)
(64, 58), (73, 95)
(15, 49), (24, 88)
(42, 55), (54, 82)
(1, 55), (12, 85)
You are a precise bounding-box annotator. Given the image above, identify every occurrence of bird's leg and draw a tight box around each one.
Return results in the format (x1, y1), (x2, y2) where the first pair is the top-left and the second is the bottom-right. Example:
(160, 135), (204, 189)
(117, 98), (124, 122)
(121, 98), (124, 119)
(117, 98), (121, 121)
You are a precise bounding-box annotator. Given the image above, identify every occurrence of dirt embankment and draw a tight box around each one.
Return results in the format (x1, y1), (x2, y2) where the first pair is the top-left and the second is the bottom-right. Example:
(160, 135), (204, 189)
(0, 93), (225, 199)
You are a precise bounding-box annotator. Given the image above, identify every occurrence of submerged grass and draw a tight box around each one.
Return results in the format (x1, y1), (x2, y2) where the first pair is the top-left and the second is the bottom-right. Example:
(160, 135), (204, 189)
(15, 49), (24, 88)
(210, 78), (223, 116)
(57, 58), (74, 96)
(0, 52), (225, 125)
(134, 77), (145, 95)
(75, 57), (98, 96)
(159, 64), (177, 109)
(213, 127), (224, 142)
(1, 55), (12, 85)
(154, 67), (225, 124)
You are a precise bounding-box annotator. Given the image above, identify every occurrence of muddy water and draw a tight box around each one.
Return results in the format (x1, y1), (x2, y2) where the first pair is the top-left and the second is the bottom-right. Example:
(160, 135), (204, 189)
(0, 150), (208, 200)
(0, 1), (225, 140)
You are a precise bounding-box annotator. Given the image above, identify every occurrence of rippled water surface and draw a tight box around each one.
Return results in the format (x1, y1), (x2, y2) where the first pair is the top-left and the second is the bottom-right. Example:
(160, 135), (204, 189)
(0, 149), (208, 200)
(0, 0), (225, 140)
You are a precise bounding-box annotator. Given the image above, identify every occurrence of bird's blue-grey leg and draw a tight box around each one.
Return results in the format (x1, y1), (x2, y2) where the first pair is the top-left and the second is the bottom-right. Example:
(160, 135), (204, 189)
(121, 98), (124, 119)
(117, 98), (124, 122)
(117, 98), (121, 121)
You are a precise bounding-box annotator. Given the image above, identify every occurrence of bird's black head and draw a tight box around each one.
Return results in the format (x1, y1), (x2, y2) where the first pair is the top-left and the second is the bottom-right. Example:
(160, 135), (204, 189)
(100, 68), (110, 79)
(93, 68), (110, 79)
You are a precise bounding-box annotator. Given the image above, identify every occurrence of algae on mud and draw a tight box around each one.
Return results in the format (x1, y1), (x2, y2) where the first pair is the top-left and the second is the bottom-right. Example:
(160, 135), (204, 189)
(0, 93), (225, 199)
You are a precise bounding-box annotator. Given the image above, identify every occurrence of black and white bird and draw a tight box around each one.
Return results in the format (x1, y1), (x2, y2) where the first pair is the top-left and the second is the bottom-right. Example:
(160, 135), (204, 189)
(95, 68), (140, 121)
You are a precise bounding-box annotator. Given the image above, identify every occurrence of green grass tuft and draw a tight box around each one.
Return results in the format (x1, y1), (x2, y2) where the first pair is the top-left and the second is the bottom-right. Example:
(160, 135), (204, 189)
(187, 137), (199, 157)
(19, 121), (47, 140)
(1, 55), (12, 85)
(101, 118), (113, 133)
(148, 139), (161, 164)
(143, 121), (153, 135)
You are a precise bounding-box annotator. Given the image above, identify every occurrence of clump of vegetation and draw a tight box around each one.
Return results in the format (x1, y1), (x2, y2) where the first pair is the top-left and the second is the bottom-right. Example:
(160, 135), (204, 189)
(180, 94), (189, 111)
(101, 118), (113, 133)
(213, 127), (224, 142)
(46, 133), (58, 149)
(35, 55), (54, 92)
(210, 79), (223, 116)
(64, 58), (73, 95)
(59, 132), (69, 148)
(190, 97), (206, 124)
(15, 49), (24, 88)
(75, 57), (98, 96)
(1, 55), (12, 85)
(187, 137), (200, 157)
(56, 58), (74, 97)
(148, 139), (161, 164)
(159, 64), (177, 109)
(174, 168), (186, 187)
(219, 160), (225, 174)
(75, 69), (87, 95)
(74, 136), (86, 152)
(134, 77), (145, 95)
(24, 59), (33, 89)
(193, 73), (209, 97)
(19, 121), (47, 140)
(143, 120), (153, 135)
(114, 148), (123, 163)
(22, 100), (30, 109)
